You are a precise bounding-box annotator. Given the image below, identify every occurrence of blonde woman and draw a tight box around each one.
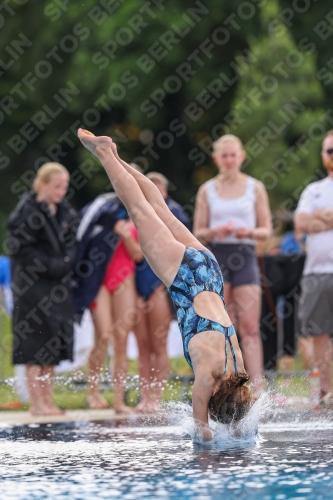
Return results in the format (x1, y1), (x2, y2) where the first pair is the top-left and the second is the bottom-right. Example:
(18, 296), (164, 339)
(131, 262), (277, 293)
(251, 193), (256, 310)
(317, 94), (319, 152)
(193, 135), (272, 394)
(8, 163), (77, 415)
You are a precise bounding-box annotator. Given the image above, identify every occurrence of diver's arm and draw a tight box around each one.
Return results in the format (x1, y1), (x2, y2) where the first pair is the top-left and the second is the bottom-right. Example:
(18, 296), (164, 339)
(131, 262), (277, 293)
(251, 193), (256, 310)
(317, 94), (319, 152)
(192, 376), (214, 441)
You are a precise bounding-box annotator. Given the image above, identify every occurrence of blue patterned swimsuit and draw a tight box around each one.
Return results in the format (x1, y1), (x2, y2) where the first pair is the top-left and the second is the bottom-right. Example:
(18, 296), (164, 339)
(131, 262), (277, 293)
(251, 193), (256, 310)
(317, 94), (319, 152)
(168, 247), (238, 373)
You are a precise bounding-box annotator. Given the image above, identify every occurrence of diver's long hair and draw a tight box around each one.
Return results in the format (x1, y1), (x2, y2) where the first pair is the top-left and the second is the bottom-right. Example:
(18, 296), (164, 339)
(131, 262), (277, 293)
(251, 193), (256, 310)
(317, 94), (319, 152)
(208, 373), (255, 424)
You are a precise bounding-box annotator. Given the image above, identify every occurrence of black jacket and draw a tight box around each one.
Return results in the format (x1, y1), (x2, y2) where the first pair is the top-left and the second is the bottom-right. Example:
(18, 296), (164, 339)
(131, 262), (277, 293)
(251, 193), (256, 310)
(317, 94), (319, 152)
(7, 192), (78, 365)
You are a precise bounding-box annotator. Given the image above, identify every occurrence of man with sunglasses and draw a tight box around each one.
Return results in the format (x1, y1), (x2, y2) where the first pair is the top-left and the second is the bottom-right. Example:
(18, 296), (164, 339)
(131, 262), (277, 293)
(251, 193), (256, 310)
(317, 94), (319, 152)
(294, 130), (333, 408)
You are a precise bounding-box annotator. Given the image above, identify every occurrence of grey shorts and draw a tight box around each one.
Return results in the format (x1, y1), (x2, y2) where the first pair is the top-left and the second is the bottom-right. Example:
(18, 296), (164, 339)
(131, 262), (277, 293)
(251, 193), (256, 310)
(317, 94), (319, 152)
(209, 243), (261, 288)
(299, 274), (333, 337)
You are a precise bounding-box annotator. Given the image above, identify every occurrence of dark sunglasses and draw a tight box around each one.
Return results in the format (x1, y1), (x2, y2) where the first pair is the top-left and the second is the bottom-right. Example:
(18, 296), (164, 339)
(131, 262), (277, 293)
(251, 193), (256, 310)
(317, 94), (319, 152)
(324, 148), (333, 155)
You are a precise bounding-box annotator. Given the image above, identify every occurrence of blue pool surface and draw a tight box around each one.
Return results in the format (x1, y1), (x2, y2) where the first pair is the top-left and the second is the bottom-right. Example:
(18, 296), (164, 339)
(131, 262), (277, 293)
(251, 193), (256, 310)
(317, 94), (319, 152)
(1, 417), (333, 499)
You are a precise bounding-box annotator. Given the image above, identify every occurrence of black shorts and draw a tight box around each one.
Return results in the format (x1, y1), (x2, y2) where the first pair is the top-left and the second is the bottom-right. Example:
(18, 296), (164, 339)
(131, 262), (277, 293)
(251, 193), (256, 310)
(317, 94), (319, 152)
(209, 243), (260, 288)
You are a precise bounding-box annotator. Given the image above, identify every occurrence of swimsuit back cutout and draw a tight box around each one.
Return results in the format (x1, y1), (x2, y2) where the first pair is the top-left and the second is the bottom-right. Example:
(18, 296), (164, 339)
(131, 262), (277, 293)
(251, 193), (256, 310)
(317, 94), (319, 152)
(168, 247), (238, 373)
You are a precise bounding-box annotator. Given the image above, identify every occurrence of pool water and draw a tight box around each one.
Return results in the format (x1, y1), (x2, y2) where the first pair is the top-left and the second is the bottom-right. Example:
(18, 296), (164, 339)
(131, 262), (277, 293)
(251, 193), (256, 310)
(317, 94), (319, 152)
(1, 412), (333, 500)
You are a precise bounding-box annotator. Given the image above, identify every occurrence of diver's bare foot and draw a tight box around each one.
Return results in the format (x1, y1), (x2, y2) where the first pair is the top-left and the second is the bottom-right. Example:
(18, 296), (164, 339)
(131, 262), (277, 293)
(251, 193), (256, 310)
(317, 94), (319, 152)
(114, 404), (134, 415)
(77, 128), (113, 157)
(86, 393), (108, 410)
(110, 141), (118, 156)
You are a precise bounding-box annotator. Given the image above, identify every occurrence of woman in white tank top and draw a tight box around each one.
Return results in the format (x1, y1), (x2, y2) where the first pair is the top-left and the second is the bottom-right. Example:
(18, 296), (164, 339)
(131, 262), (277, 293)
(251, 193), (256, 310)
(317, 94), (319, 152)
(193, 134), (272, 394)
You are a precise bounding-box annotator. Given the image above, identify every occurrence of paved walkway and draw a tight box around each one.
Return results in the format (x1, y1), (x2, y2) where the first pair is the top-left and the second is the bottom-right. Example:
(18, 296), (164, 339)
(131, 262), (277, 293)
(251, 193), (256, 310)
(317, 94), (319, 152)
(0, 409), (144, 425)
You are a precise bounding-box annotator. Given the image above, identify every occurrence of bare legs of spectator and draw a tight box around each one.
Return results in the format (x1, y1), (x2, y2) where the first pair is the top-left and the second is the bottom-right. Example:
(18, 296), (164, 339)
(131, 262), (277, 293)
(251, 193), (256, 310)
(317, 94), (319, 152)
(88, 285), (111, 409)
(42, 366), (64, 414)
(297, 337), (314, 370)
(134, 285), (171, 412)
(111, 275), (137, 414)
(149, 290), (170, 409)
(277, 355), (294, 371)
(133, 301), (151, 410)
(26, 365), (44, 415)
(312, 334), (332, 394)
(224, 283), (264, 394)
(26, 365), (64, 415)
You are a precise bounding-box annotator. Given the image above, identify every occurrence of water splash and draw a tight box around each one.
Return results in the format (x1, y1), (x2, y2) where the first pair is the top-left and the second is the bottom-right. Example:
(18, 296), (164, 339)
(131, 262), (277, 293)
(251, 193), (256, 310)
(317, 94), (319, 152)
(163, 392), (272, 448)
(233, 390), (271, 437)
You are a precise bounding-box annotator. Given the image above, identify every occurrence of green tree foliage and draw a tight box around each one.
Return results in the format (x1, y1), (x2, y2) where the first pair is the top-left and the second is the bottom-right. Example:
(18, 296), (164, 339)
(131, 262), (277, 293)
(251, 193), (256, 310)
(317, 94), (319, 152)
(228, 0), (325, 210)
(0, 0), (263, 243)
(0, 0), (331, 248)
(278, 0), (333, 113)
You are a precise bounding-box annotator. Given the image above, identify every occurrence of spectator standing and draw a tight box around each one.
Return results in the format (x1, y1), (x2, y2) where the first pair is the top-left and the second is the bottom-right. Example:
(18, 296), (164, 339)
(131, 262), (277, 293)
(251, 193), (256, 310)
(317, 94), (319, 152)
(278, 227), (310, 371)
(73, 194), (142, 412)
(294, 130), (333, 406)
(98, 218), (142, 413)
(257, 235), (306, 371)
(193, 135), (271, 393)
(7, 163), (77, 416)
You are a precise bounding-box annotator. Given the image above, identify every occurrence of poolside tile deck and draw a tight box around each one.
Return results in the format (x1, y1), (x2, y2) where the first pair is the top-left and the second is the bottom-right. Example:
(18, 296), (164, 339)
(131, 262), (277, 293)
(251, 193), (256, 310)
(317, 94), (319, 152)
(0, 409), (139, 425)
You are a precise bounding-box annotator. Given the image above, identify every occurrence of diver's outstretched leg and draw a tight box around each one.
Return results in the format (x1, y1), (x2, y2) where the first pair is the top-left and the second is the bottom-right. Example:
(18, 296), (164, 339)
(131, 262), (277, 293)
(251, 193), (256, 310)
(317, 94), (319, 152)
(77, 129), (185, 287)
(111, 143), (205, 251)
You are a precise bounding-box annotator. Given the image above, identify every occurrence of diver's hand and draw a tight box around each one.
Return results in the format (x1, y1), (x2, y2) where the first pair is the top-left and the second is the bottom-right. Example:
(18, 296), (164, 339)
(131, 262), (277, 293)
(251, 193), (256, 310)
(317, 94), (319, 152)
(201, 427), (213, 441)
(234, 428), (243, 437)
(194, 419), (213, 442)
